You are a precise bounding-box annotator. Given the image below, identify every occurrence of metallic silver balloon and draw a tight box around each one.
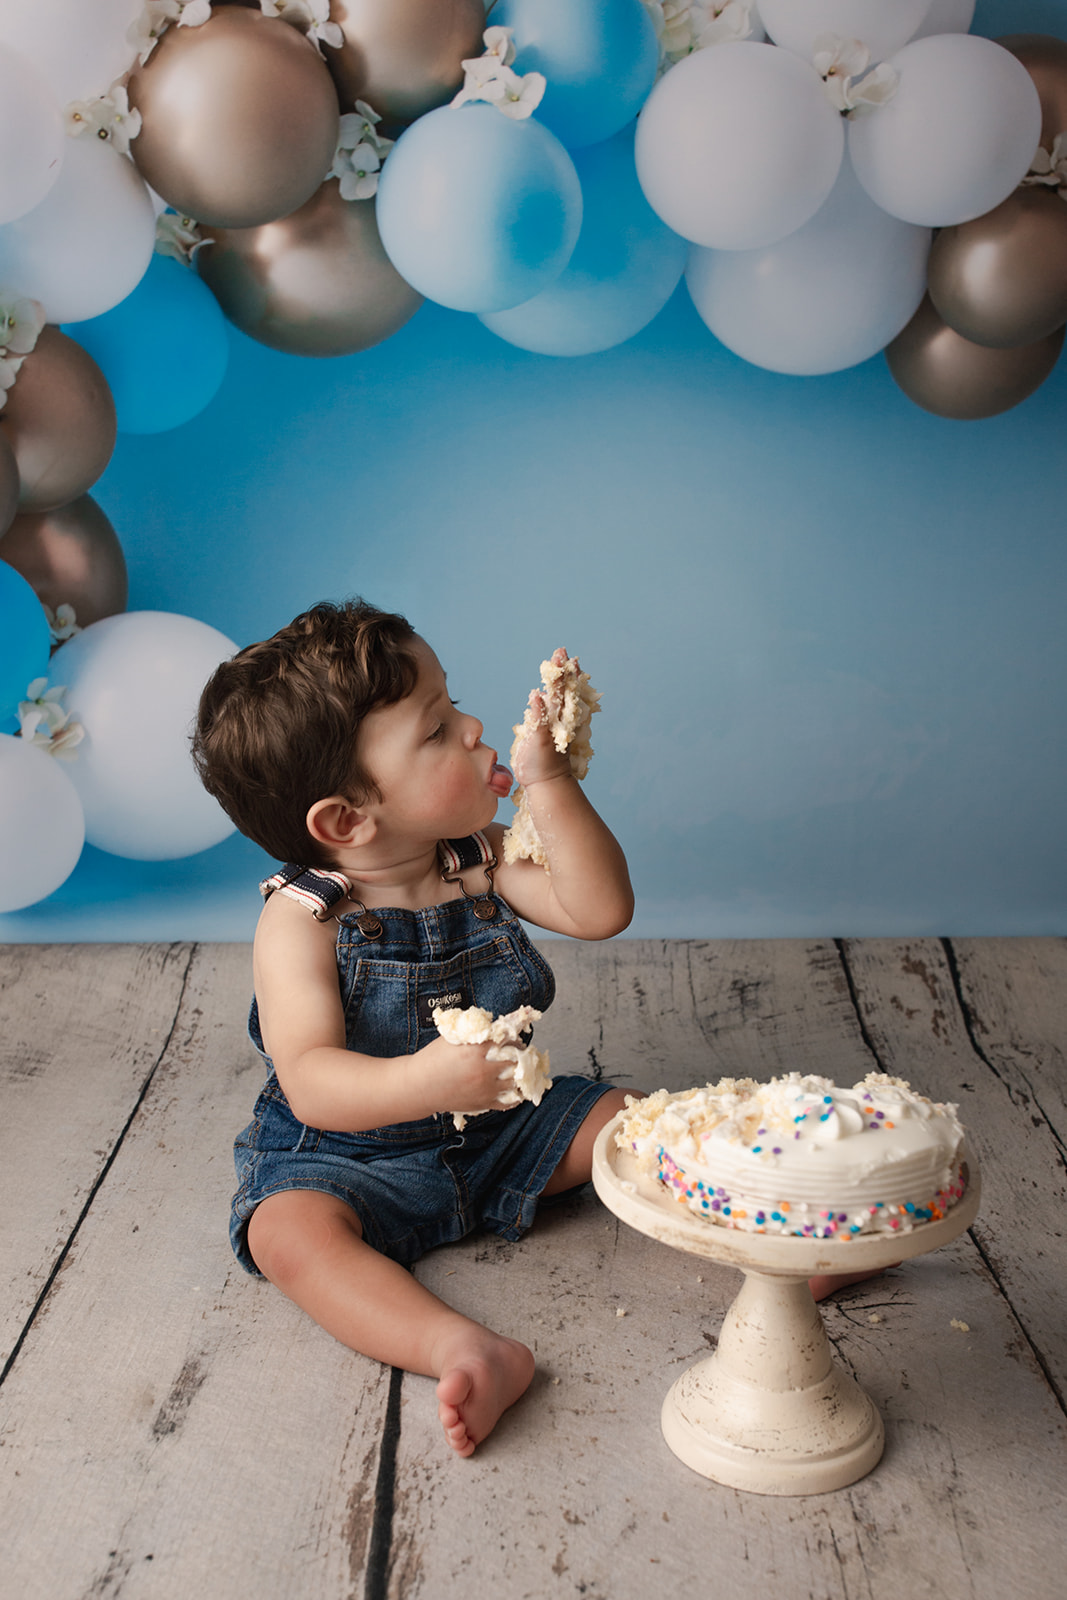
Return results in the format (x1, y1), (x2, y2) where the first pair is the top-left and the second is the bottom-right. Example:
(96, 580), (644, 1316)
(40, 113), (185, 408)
(326, 0), (485, 130)
(128, 8), (340, 229)
(0, 495), (127, 627)
(0, 430), (19, 537)
(999, 34), (1067, 152)
(197, 181), (422, 357)
(928, 187), (1067, 348)
(886, 294), (1064, 419)
(0, 328), (117, 512)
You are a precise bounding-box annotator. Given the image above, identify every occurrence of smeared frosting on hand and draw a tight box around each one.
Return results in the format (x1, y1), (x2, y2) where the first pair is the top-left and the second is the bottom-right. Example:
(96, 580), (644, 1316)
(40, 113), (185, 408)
(433, 1003), (553, 1130)
(502, 648), (600, 868)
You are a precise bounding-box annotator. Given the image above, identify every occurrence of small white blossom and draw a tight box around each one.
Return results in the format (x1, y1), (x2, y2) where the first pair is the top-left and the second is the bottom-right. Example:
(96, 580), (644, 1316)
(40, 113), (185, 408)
(1022, 133), (1067, 198)
(44, 604), (82, 647)
(644, 1), (752, 72)
(127, 0), (208, 64)
(451, 28), (546, 117)
(65, 85), (143, 156)
(17, 681), (85, 760)
(327, 100), (392, 198)
(812, 34), (899, 116)
(155, 210), (204, 263)
(178, 0), (212, 25)
(0, 292), (44, 411)
(260, 0), (342, 54)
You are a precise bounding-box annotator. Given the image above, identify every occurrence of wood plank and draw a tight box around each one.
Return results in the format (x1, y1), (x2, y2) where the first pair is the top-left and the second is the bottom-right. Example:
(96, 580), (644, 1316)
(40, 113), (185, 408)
(391, 942), (1066, 1600)
(0, 944), (392, 1600)
(951, 938), (1067, 1130)
(0, 943), (194, 1367)
(841, 937), (1067, 1404)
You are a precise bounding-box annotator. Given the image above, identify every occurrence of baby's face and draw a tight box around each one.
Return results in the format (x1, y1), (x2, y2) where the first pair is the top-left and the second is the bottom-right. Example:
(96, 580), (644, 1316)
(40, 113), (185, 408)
(357, 638), (505, 842)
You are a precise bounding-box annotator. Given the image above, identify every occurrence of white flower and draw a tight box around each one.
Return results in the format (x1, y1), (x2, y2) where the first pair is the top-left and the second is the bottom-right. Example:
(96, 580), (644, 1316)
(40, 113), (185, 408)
(65, 85), (143, 155)
(178, 0), (212, 25)
(44, 604), (82, 646)
(335, 141), (381, 199)
(493, 66), (546, 120)
(17, 681), (85, 760)
(450, 28), (546, 118)
(127, 0), (182, 64)
(812, 34), (899, 116)
(1023, 133), (1067, 196)
(0, 293), (45, 358)
(155, 210), (204, 263)
(694, 1), (753, 48)
(260, 0), (342, 52)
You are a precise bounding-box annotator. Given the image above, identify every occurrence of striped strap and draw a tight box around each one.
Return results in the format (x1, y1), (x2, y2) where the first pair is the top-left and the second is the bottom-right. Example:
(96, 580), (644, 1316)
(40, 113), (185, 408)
(260, 863), (353, 920)
(438, 831), (496, 877)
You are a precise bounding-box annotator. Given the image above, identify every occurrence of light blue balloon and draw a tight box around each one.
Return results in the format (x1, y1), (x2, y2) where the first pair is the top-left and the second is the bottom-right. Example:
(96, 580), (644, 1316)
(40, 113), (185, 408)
(62, 253), (229, 435)
(376, 103), (582, 313)
(0, 560), (51, 725)
(480, 125), (688, 356)
(492, 0), (659, 149)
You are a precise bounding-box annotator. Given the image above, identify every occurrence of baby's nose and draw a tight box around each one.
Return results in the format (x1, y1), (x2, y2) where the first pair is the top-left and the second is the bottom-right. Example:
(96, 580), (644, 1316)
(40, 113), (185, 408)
(463, 714), (484, 747)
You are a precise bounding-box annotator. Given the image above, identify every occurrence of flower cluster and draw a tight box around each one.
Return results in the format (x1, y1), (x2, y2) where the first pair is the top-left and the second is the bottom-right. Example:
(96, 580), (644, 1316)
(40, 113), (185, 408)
(259, 1), (342, 57)
(0, 291), (45, 411)
(812, 35), (899, 116)
(1022, 132), (1067, 199)
(154, 210), (205, 264)
(128, 0), (211, 67)
(643, 1), (754, 73)
(17, 679), (85, 762)
(327, 100), (393, 200)
(65, 85), (142, 156)
(450, 26), (547, 120)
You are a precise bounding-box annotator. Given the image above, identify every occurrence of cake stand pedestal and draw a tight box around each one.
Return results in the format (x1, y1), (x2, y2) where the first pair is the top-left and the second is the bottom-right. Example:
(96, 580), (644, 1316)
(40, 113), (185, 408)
(592, 1117), (980, 1497)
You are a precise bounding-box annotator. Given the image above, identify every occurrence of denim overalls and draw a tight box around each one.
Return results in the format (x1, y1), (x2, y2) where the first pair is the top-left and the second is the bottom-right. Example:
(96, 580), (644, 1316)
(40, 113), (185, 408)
(230, 833), (616, 1272)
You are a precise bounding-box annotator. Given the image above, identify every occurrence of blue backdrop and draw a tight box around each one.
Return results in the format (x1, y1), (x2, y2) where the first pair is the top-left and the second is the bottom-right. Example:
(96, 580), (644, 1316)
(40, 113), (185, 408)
(2, 0), (1064, 942)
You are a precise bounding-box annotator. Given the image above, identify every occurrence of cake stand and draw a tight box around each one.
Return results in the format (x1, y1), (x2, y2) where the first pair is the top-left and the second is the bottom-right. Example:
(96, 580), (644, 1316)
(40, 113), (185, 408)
(592, 1115), (980, 1497)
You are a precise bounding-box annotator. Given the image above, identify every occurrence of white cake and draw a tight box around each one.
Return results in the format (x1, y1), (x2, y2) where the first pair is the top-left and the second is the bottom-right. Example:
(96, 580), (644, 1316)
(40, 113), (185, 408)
(434, 1003), (553, 1130)
(502, 648), (600, 868)
(616, 1073), (966, 1239)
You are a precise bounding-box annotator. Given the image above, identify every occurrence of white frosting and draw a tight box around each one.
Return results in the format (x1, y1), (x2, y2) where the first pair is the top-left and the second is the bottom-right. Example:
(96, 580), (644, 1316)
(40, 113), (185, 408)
(433, 1004), (552, 1130)
(617, 1073), (966, 1238)
(502, 650), (600, 868)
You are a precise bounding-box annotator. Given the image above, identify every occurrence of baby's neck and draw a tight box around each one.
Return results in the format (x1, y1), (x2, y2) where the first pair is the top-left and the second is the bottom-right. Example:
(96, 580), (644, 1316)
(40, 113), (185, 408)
(332, 841), (452, 913)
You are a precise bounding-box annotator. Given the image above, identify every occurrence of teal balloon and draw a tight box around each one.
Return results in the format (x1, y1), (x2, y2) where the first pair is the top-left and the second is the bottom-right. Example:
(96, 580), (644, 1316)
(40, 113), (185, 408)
(492, 0), (659, 149)
(376, 103), (582, 312)
(480, 124), (688, 355)
(0, 558), (51, 725)
(62, 254), (229, 435)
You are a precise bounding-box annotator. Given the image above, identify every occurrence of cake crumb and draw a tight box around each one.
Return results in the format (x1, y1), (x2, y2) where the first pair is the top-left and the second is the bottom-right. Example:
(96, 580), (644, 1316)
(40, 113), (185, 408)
(950, 1318), (970, 1333)
(615, 1307), (627, 1318)
(867, 1312), (883, 1325)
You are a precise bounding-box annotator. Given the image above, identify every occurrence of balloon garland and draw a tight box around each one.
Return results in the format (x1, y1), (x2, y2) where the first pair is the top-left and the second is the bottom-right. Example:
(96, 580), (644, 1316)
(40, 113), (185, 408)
(0, 0), (1065, 914)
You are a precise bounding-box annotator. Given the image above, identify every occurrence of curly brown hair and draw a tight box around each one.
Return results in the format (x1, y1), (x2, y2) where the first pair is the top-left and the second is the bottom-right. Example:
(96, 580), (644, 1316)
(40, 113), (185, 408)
(191, 599), (419, 867)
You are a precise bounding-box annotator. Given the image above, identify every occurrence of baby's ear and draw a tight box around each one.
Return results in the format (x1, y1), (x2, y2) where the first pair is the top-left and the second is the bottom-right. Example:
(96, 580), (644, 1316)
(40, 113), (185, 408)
(306, 795), (376, 850)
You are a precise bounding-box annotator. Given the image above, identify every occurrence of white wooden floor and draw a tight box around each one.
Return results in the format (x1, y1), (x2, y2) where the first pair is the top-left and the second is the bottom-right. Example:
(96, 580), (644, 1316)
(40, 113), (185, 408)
(1, 938), (1065, 1600)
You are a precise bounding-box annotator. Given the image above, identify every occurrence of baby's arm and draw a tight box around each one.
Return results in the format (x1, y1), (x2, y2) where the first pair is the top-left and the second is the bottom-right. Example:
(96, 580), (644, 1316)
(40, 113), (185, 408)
(490, 699), (633, 941)
(253, 895), (520, 1132)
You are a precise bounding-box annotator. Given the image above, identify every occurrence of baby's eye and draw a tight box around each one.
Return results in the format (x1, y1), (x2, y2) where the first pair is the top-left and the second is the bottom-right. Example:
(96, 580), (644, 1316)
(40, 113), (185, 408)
(427, 723), (444, 741)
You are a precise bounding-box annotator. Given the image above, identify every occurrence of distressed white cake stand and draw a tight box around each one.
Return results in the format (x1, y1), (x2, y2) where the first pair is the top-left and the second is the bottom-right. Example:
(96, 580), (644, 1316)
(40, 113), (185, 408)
(592, 1115), (980, 1497)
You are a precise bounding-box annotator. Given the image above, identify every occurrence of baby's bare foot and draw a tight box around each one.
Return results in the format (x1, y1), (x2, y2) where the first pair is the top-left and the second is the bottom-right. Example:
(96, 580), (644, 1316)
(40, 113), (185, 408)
(435, 1333), (535, 1457)
(809, 1266), (898, 1301)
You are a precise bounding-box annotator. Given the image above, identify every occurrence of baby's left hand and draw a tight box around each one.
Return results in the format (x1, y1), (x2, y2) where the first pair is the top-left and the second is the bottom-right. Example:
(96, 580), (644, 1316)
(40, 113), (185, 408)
(511, 692), (571, 788)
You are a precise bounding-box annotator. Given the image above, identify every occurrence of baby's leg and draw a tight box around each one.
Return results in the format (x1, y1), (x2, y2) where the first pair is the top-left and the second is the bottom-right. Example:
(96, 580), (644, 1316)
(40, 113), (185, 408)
(247, 1189), (534, 1457)
(541, 1086), (637, 1197)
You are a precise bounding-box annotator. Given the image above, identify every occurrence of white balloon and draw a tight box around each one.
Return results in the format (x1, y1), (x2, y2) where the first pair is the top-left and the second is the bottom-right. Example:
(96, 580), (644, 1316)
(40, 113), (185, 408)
(848, 34), (1042, 227)
(635, 42), (843, 250)
(686, 151), (931, 375)
(911, 0), (976, 40)
(0, 732), (85, 911)
(0, 0), (141, 105)
(0, 136), (155, 321)
(760, 0), (932, 62)
(51, 611), (238, 861)
(0, 44), (64, 225)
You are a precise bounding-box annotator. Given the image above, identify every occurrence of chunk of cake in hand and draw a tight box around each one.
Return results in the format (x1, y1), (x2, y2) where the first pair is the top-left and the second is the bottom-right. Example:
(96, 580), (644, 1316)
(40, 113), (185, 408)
(433, 1003), (553, 1130)
(502, 648), (601, 868)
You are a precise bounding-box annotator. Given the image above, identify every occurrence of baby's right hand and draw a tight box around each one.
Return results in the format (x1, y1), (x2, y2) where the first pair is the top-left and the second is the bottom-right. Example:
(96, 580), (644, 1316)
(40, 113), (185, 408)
(416, 1034), (516, 1116)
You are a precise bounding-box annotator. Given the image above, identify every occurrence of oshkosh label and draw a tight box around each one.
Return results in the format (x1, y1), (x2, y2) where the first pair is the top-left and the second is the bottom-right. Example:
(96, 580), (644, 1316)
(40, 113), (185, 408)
(417, 987), (469, 1031)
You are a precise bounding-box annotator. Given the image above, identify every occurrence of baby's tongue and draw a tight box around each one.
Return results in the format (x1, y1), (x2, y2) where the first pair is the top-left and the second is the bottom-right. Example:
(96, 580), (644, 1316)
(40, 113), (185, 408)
(489, 763), (513, 798)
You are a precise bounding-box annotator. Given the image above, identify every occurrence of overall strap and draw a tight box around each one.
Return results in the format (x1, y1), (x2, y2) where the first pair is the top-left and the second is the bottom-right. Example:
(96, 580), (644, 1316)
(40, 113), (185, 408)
(439, 830), (499, 921)
(260, 864), (384, 937)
